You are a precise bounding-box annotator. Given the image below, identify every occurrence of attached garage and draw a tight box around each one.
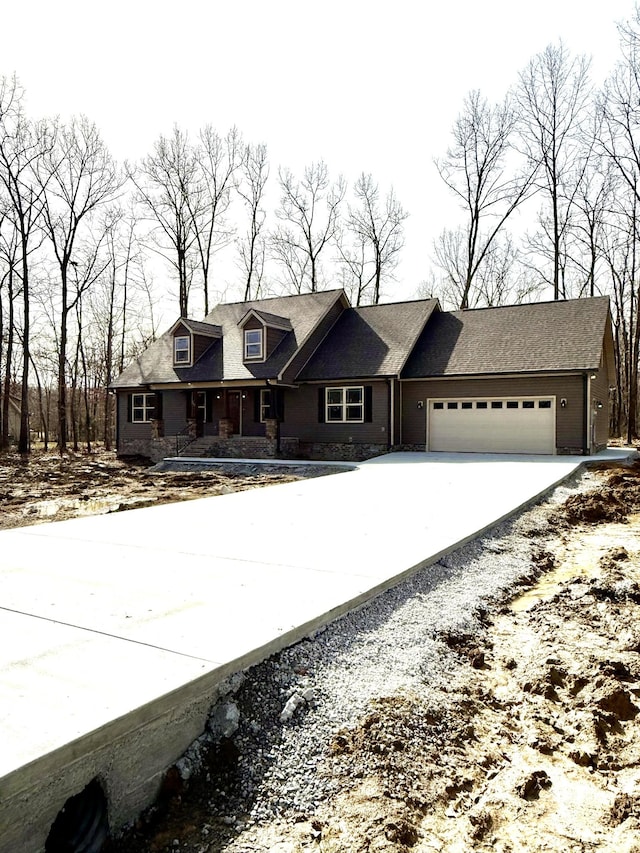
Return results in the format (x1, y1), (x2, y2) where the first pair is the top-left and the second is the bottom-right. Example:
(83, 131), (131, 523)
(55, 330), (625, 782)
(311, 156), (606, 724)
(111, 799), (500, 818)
(427, 397), (556, 454)
(401, 298), (615, 456)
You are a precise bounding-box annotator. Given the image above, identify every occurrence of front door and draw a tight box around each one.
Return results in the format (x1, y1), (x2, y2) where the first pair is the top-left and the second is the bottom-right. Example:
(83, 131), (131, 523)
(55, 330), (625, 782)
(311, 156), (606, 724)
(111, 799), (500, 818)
(188, 390), (207, 437)
(227, 391), (241, 435)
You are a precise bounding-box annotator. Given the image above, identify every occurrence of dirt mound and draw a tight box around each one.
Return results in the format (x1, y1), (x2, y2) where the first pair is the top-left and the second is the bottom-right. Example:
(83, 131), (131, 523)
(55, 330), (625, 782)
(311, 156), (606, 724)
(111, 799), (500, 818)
(551, 460), (640, 527)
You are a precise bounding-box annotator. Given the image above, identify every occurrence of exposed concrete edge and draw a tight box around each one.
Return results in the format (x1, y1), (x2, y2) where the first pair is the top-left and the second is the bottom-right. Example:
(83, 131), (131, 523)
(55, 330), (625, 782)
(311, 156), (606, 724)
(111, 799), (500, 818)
(153, 457), (358, 472)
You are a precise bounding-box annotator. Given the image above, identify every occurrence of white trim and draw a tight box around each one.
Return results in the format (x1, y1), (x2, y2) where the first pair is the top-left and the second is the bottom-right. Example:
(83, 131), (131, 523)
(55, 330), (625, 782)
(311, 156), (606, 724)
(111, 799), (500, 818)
(259, 388), (272, 423)
(131, 392), (156, 423)
(174, 334), (192, 366)
(586, 372), (592, 454)
(244, 328), (264, 361)
(390, 379), (395, 445)
(325, 386), (364, 423)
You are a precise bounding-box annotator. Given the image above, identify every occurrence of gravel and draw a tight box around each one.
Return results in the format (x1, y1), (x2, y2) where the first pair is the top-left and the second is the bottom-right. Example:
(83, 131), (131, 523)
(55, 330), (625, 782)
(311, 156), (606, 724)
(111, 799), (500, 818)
(125, 467), (602, 849)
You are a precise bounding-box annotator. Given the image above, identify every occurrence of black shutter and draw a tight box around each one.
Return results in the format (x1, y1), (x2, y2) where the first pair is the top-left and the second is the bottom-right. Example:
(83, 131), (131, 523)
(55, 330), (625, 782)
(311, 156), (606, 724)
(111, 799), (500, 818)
(277, 389), (285, 423)
(205, 391), (213, 422)
(254, 390), (261, 422)
(364, 386), (373, 422)
(155, 392), (163, 420)
(127, 393), (132, 422)
(318, 387), (325, 423)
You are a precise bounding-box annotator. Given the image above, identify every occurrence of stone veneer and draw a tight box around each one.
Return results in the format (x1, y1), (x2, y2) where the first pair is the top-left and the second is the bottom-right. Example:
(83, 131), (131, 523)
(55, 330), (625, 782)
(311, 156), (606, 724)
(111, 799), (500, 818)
(297, 442), (390, 462)
(118, 437), (392, 464)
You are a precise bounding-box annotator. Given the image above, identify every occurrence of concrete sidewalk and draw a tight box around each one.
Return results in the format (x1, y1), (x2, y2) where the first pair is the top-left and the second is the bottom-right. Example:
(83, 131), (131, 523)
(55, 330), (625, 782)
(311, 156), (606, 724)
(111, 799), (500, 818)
(0, 448), (632, 849)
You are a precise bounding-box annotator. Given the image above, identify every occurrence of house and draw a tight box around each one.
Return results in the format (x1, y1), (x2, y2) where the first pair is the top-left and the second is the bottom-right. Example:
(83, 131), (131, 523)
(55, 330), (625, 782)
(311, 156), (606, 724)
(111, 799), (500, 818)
(111, 290), (615, 461)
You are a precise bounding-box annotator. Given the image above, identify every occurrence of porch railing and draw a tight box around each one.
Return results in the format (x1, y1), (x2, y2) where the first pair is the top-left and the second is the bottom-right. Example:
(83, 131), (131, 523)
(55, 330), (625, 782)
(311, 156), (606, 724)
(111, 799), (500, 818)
(175, 426), (197, 457)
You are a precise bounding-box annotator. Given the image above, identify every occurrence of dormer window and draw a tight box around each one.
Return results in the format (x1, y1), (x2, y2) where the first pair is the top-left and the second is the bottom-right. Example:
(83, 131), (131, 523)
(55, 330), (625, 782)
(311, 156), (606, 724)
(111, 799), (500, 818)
(174, 335), (191, 365)
(244, 328), (263, 360)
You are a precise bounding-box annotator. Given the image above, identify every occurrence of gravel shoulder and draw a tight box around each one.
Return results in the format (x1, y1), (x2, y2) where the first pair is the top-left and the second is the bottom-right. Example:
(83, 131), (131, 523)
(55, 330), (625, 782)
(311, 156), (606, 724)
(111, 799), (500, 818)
(107, 459), (640, 853)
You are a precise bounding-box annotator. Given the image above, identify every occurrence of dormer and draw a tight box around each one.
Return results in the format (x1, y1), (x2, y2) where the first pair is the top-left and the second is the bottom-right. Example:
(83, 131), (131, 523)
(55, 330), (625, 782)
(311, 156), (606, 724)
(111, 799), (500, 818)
(170, 318), (222, 368)
(238, 309), (292, 363)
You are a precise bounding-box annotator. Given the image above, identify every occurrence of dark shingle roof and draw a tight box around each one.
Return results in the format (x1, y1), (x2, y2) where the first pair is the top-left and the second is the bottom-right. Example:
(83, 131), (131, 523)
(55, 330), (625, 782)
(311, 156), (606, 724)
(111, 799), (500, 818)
(112, 290), (344, 388)
(178, 318), (222, 337)
(298, 299), (439, 380)
(239, 309), (293, 331)
(402, 297), (611, 378)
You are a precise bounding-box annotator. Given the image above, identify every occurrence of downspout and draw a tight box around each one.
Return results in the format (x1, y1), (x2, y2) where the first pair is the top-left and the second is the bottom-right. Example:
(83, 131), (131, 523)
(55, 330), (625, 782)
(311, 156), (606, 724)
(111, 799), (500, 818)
(583, 372), (590, 455)
(114, 391), (120, 453)
(388, 378), (394, 449)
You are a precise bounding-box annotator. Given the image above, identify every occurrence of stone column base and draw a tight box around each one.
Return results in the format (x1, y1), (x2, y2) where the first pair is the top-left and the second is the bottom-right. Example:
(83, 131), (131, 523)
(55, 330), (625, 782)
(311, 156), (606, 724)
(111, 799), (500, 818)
(219, 418), (234, 439)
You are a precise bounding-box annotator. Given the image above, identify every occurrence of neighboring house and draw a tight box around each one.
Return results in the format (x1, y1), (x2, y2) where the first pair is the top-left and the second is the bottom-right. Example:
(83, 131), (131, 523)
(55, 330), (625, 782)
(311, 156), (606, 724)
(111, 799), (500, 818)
(2, 393), (22, 442)
(111, 290), (615, 461)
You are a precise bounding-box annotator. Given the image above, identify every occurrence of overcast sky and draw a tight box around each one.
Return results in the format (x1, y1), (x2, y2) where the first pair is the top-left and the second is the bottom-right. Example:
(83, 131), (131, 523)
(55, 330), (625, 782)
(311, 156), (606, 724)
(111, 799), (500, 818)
(1, 0), (636, 308)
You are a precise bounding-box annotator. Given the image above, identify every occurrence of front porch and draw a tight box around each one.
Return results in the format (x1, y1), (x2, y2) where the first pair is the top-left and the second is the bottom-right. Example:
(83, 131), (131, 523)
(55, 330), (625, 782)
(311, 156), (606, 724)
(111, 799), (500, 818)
(176, 434), (300, 460)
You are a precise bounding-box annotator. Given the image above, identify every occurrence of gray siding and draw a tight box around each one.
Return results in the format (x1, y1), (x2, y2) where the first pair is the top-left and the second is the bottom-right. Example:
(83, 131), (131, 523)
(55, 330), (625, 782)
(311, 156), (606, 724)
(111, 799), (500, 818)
(282, 381), (390, 445)
(401, 375), (586, 452)
(266, 327), (287, 357)
(117, 391), (152, 447)
(592, 354), (611, 450)
(163, 390), (187, 435)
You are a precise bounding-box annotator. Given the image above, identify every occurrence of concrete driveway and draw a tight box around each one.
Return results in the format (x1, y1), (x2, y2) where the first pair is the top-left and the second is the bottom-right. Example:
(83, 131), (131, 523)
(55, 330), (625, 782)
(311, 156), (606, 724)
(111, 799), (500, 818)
(0, 448), (631, 850)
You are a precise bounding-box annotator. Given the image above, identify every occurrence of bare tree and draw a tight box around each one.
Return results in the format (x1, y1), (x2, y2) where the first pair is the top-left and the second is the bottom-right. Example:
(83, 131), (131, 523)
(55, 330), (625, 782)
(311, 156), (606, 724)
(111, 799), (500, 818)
(434, 90), (536, 309)
(340, 173), (408, 305)
(237, 142), (269, 300)
(334, 227), (370, 306)
(599, 180), (639, 442)
(92, 204), (144, 448)
(271, 161), (345, 293)
(0, 212), (19, 448)
(38, 115), (120, 452)
(0, 75), (52, 453)
(128, 126), (198, 317)
(516, 42), (593, 300)
(192, 126), (242, 313)
(569, 148), (614, 298)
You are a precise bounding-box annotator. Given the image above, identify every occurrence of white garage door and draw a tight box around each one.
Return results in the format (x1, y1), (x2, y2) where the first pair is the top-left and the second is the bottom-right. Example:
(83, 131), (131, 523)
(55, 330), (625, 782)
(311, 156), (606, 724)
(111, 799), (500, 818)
(427, 397), (556, 454)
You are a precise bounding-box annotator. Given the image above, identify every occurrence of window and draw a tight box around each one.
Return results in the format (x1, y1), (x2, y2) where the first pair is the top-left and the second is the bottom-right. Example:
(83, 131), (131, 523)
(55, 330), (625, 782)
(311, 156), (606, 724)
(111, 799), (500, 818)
(433, 401), (444, 410)
(244, 328), (263, 360)
(491, 401), (503, 409)
(260, 389), (272, 422)
(539, 400), (552, 409)
(447, 401), (458, 409)
(131, 393), (156, 422)
(461, 401), (473, 410)
(476, 401), (487, 409)
(506, 401), (519, 409)
(522, 400), (535, 409)
(174, 335), (191, 365)
(326, 386), (364, 422)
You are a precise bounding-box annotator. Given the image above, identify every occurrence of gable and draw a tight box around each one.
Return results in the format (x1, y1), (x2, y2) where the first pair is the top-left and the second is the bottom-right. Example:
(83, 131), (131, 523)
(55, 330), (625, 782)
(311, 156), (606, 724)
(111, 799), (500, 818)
(298, 299), (439, 380)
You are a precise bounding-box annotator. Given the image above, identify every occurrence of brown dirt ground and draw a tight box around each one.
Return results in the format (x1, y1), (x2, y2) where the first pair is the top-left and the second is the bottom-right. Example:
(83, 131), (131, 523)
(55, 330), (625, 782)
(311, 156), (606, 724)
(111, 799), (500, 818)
(0, 450), (309, 531)
(5, 452), (640, 851)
